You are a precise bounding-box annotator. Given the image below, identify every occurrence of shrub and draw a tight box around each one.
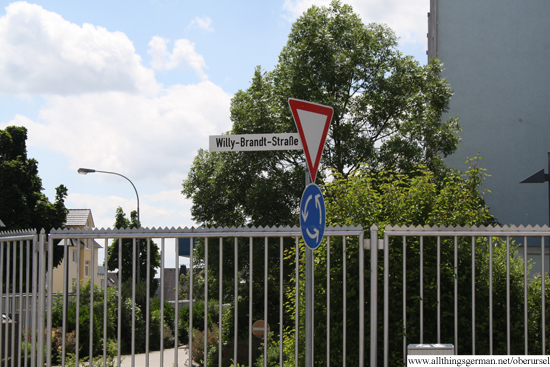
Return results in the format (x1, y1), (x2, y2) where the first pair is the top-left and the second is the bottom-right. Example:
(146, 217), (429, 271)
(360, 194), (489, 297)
(190, 324), (218, 366)
(179, 301), (213, 344)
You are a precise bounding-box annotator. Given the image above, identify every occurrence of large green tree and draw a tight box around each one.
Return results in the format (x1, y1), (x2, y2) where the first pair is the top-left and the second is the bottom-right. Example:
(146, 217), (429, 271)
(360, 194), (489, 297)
(0, 125), (68, 268)
(183, 0), (460, 228)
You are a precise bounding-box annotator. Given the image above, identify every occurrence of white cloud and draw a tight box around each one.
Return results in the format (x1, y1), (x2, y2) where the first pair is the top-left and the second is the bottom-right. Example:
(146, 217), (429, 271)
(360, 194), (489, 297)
(148, 36), (208, 80)
(0, 1), (160, 95)
(187, 16), (214, 32)
(6, 81), (232, 184)
(282, 0), (429, 46)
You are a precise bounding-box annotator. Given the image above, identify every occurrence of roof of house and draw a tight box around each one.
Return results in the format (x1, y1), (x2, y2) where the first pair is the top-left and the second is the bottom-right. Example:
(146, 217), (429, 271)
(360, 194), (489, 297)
(66, 209), (94, 228)
(58, 238), (102, 249)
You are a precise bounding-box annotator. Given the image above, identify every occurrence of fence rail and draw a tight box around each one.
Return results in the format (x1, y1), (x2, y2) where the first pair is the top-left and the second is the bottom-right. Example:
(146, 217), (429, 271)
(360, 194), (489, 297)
(1, 224), (549, 366)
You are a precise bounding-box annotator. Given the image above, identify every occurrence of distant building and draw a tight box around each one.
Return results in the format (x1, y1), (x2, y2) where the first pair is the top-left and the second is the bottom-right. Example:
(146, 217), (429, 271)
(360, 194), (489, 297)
(51, 209), (104, 292)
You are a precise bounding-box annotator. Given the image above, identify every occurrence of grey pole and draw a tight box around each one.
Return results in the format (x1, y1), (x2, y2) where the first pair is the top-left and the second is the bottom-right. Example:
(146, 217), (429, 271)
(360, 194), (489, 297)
(305, 168), (313, 367)
(78, 168), (141, 282)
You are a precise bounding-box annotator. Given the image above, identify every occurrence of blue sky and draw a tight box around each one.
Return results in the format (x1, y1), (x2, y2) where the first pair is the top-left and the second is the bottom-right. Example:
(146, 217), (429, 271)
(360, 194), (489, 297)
(0, 0), (429, 265)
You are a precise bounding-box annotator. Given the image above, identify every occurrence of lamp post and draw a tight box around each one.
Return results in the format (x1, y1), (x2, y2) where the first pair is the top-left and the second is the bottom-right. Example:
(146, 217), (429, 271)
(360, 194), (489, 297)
(519, 152), (550, 226)
(77, 168), (140, 223)
(78, 168), (141, 282)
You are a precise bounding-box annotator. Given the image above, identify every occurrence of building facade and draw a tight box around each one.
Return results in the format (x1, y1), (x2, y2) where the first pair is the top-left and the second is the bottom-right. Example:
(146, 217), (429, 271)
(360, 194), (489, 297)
(51, 209), (104, 292)
(428, 0), (550, 274)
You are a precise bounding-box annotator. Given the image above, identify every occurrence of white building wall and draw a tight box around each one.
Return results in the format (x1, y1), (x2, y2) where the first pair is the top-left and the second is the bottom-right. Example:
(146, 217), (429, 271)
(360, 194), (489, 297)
(431, 0), (550, 226)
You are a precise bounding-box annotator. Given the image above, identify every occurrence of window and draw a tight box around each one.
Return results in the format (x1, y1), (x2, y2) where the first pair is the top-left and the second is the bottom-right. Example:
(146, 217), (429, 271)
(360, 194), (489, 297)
(85, 261), (89, 278)
(72, 250), (76, 263)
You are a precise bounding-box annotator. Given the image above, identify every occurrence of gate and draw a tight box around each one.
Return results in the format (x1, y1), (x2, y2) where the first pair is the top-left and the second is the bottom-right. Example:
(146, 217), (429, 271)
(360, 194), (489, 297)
(1, 224), (548, 366)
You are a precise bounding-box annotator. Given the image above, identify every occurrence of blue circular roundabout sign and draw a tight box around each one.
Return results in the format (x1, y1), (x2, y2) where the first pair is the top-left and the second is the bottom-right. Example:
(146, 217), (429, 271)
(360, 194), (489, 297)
(300, 183), (326, 250)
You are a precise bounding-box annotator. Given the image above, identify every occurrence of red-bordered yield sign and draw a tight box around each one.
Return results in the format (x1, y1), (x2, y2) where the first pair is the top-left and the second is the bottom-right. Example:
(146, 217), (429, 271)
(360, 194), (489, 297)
(288, 98), (334, 182)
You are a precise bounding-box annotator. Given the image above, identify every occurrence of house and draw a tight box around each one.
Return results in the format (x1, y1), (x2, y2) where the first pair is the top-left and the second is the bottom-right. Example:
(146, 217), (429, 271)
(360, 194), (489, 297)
(51, 209), (105, 292)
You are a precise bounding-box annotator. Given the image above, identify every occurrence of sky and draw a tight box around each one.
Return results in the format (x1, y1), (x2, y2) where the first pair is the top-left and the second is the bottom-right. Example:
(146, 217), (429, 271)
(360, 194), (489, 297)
(0, 0), (430, 267)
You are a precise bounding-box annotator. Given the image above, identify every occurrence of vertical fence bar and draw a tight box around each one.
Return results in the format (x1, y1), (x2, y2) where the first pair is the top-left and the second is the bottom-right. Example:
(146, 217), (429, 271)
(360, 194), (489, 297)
(326, 236), (330, 367)
(204, 238), (208, 364)
(38, 231), (46, 367)
(280, 237), (283, 367)
(5, 239), (10, 367)
(403, 236), (407, 364)
(367, 226), (374, 367)
(523, 236), (529, 355)
(454, 236), (458, 355)
(18, 239), (24, 367)
(76, 236), (81, 364)
(437, 236), (441, 344)
(146, 238), (151, 367)
(47, 236), (54, 367)
(132, 238), (136, 366)
(103, 238), (108, 367)
(506, 236), (510, 355)
(218, 238), (223, 367)
(472, 236), (476, 355)
(31, 235), (37, 367)
(489, 236), (493, 355)
(343, 236), (347, 367)
(0, 240), (3, 367)
(249, 237), (253, 367)
(295, 237), (299, 367)
(89, 239), (94, 367)
(16, 240), (23, 366)
(117, 236), (122, 367)
(175, 237), (180, 367)
(189, 237), (194, 367)
(420, 236), (423, 345)
(264, 237), (268, 367)
(235, 237), (238, 367)
(62, 241), (68, 367)
(542, 236), (546, 355)
(11, 240), (17, 367)
(25, 238), (30, 367)
(384, 232), (389, 367)
(160, 238), (165, 367)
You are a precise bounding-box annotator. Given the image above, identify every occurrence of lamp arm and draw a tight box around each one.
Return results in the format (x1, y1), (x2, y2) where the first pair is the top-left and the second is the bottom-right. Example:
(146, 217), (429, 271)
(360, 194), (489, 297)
(95, 170), (140, 224)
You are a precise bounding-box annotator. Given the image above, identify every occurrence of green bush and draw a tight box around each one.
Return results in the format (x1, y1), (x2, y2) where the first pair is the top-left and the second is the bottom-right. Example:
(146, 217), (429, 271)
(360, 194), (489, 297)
(190, 324), (218, 366)
(179, 301), (213, 344)
(148, 298), (175, 350)
(51, 280), (145, 358)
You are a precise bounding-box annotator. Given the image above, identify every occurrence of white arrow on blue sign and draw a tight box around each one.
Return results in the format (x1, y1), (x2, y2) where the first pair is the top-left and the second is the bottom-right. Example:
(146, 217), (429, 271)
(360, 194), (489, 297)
(300, 183), (326, 250)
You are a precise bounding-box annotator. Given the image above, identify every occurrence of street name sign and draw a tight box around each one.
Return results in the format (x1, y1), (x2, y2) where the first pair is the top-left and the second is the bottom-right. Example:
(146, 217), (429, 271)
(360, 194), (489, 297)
(288, 98), (334, 182)
(209, 133), (302, 152)
(300, 183), (326, 250)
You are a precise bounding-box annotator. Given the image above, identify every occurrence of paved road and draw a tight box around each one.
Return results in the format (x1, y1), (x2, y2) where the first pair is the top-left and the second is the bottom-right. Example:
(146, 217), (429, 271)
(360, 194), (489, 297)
(120, 346), (192, 367)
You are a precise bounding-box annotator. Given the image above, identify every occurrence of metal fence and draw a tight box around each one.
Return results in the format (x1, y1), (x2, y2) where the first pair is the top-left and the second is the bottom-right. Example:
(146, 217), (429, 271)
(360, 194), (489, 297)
(1, 224), (548, 367)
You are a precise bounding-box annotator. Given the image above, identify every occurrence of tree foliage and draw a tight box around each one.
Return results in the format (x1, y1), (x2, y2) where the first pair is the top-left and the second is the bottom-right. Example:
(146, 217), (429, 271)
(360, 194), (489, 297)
(0, 125), (68, 269)
(183, 0), (460, 228)
(282, 159), (536, 366)
(106, 207), (160, 294)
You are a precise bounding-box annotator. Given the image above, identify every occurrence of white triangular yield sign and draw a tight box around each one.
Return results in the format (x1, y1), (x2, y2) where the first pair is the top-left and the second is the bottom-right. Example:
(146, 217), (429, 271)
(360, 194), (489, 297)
(288, 98), (334, 182)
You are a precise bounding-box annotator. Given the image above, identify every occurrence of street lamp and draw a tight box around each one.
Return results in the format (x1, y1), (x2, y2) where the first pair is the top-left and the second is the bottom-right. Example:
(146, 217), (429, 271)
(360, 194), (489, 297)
(78, 168), (141, 282)
(77, 168), (140, 223)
